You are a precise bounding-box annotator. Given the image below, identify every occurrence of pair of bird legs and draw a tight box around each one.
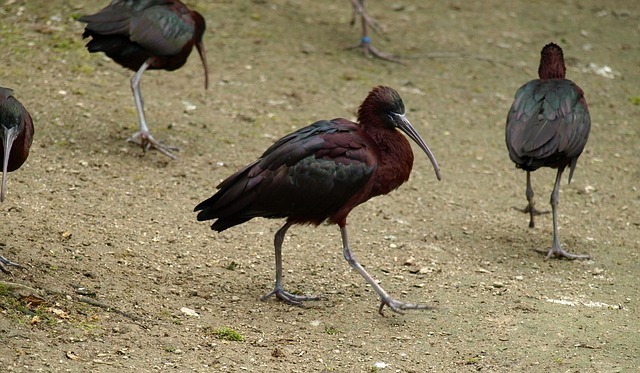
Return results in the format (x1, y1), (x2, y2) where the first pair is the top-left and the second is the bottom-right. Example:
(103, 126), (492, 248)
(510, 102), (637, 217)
(128, 59), (179, 159)
(348, 0), (401, 63)
(522, 168), (591, 260)
(261, 221), (432, 315)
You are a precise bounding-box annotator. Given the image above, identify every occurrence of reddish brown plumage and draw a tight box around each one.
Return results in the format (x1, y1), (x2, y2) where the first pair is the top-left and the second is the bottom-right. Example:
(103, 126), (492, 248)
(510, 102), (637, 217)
(78, 0), (209, 158)
(0, 87), (34, 203)
(538, 43), (566, 80)
(196, 86), (439, 231)
(195, 86), (441, 314)
(505, 43), (591, 259)
(0, 87), (33, 272)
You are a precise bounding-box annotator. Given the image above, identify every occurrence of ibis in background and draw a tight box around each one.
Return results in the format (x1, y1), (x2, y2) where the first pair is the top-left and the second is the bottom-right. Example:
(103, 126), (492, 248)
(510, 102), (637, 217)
(505, 43), (591, 260)
(0, 87), (34, 273)
(79, 0), (209, 159)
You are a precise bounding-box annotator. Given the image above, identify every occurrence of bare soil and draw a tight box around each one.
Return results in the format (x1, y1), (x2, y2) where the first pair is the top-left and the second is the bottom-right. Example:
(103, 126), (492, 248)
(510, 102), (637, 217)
(0, 0), (638, 371)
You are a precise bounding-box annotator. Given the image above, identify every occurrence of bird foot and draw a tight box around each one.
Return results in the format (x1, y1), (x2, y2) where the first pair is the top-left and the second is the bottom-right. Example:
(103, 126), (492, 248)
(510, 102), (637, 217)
(514, 205), (550, 228)
(516, 205), (550, 217)
(535, 246), (591, 260)
(261, 287), (321, 306)
(127, 131), (178, 159)
(0, 255), (24, 274)
(347, 40), (403, 64)
(378, 296), (433, 316)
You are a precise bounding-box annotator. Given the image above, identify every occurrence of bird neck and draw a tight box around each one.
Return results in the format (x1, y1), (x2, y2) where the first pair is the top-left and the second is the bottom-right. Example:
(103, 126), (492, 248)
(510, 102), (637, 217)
(538, 55), (566, 79)
(368, 127), (414, 196)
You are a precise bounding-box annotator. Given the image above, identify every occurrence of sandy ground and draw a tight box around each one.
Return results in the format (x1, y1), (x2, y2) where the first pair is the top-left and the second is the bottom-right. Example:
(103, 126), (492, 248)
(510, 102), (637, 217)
(0, 0), (639, 371)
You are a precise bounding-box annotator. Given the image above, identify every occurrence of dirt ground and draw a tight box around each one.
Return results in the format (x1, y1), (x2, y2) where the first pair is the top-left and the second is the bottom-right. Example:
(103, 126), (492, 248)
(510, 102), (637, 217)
(0, 0), (638, 371)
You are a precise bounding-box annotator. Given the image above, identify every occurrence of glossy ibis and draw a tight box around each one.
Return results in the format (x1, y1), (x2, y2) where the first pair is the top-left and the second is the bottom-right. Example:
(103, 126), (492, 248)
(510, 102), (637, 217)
(0, 87), (34, 273)
(195, 86), (441, 315)
(79, 0), (209, 159)
(348, 0), (400, 62)
(506, 43), (591, 260)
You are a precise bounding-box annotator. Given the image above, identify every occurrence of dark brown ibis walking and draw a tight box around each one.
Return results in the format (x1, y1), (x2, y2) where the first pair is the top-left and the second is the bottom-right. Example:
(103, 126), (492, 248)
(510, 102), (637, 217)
(348, 0), (400, 63)
(506, 43), (591, 260)
(0, 87), (34, 273)
(79, 0), (209, 159)
(195, 86), (441, 315)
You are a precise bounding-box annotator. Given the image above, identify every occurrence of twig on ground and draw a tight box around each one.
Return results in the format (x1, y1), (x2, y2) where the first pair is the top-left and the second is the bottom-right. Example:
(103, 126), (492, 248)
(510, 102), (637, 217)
(401, 52), (516, 68)
(0, 280), (149, 326)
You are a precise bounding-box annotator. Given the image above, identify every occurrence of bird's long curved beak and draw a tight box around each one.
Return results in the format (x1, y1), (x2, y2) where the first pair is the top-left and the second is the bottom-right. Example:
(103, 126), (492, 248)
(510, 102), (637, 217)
(196, 40), (209, 90)
(394, 114), (442, 181)
(1, 126), (19, 203)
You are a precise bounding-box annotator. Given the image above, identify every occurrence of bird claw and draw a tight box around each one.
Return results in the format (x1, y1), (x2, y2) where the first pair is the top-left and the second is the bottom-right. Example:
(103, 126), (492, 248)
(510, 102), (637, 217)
(347, 41), (404, 64)
(518, 204), (550, 217)
(261, 287), (321, 306)
(127, 131), (178, 159)
(514, 205), (550, 228)
(0, 255), (24, 274)
(542, 246), (592, 260)
(533, 245), (591, 260)
(378, 297), (433, 316)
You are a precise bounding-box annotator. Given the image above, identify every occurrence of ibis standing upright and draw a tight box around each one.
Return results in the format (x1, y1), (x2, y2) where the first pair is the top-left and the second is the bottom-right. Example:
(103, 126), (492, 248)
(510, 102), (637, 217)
(0, 87), (34, 273)
(79, 0), (209, 159)
(195, 86), (441, 315)
(506, 43), (591, 259)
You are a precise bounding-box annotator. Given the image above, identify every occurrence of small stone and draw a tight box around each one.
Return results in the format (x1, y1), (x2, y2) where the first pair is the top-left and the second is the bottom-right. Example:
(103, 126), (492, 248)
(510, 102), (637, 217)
(180, 307), (200, 317)
(182, 100), (196, 113)
(300, 42), (316, 54)
(373, 361), (388, 369)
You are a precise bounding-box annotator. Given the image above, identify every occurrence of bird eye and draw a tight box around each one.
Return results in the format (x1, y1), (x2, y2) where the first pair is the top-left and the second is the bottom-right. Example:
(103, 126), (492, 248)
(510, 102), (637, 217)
(389, 112), (402, 126)
(387, 114), (398, 126)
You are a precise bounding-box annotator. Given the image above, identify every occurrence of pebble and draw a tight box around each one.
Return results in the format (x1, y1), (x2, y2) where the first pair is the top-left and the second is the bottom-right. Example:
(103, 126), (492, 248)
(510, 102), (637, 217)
(373, 361), (388, 369)
(180, 307), (200, 317)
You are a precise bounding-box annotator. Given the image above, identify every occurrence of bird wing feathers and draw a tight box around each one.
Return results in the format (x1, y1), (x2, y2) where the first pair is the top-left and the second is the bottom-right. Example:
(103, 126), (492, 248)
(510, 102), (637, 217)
(129, 5), (195, 55)
(506, 79), (590, 170)
(0, 87), (15, 101)
(80, 0), (194, 56)
(195, 119), (376, 231)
